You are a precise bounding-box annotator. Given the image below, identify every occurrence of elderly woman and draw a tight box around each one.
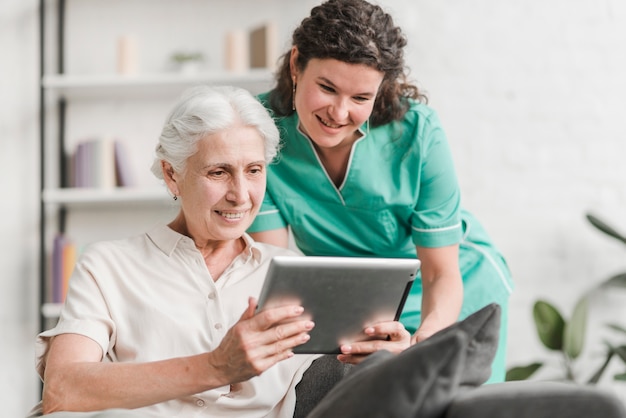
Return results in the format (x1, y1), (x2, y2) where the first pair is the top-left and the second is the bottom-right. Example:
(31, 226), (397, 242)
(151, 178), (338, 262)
(30, 86), (333, 417)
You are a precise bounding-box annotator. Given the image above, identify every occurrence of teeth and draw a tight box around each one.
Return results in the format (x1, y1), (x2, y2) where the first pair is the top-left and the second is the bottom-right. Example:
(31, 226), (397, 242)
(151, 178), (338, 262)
(319, 117), (341, 129)
(220, 212), (245, 219)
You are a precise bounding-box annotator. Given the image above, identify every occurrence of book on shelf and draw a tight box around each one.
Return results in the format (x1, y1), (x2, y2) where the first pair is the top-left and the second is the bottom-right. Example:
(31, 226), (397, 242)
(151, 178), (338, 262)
(51, 234), (77, 303)
(249, 21), (278, 70)
(69, 138), (135, 188)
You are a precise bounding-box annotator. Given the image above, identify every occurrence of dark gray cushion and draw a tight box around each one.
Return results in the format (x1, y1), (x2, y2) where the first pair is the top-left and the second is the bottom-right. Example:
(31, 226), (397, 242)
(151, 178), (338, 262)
(306, 326), (468, 418)
(443, 302), (501, 387)
(305, 303), (501, 418)
(444, 381), (626, 418)
(294, 355), (353, 418)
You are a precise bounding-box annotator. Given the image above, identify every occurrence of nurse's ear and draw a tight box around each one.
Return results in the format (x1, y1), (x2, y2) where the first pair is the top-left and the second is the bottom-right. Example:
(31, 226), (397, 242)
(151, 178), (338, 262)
(289, 46), (299, 80)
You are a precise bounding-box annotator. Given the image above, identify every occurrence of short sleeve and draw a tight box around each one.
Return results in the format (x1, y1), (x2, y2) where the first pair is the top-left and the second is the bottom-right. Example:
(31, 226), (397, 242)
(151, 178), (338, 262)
(35, 247), (115, 378)
(247, 189), (288, 233)
(410, 112), (462, 247)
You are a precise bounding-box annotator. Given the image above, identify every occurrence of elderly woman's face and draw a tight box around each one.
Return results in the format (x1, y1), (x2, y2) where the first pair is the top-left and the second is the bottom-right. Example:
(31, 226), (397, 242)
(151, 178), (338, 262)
(173, 123), (267, 242)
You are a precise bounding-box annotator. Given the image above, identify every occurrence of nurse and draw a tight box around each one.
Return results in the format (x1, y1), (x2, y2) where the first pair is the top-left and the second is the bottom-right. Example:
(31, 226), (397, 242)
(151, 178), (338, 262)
(248, 0), (513, 382)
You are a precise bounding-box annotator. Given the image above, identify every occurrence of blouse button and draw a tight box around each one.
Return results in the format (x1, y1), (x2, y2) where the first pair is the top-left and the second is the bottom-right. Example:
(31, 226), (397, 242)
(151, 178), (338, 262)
(208, 292), (216, 300)
(195, 398), (205, 407)
(214, 323), (223, 330)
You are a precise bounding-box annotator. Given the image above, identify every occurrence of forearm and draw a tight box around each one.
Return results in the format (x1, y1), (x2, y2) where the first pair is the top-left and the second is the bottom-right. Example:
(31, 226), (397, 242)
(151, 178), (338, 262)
(413, 245), (463, 342)
(42, 353), (222, 414)
(418, 271), (463, 337)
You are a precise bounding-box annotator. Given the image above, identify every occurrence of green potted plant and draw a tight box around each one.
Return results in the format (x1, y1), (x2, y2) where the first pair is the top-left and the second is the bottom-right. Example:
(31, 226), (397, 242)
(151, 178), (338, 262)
(169, 51), (205, 74)
(506, 213), (626, 384)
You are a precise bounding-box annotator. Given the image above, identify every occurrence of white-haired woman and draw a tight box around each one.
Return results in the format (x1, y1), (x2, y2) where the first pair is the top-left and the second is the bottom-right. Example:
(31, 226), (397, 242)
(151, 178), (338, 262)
(31, 85), (325, 417)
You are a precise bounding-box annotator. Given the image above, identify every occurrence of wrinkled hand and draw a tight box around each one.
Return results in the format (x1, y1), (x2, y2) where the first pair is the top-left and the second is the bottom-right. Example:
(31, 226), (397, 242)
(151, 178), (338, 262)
(337, 320), (411, 365)
(207, 297), (314, 384)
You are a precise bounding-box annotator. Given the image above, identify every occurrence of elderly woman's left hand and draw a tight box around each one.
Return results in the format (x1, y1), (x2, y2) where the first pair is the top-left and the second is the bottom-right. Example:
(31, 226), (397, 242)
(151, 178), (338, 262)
(336, 320), (411, 365)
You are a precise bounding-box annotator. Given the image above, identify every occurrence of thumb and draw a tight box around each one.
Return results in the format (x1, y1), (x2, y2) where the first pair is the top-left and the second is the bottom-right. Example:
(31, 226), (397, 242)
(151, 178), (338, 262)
(238, 297), (258, 321)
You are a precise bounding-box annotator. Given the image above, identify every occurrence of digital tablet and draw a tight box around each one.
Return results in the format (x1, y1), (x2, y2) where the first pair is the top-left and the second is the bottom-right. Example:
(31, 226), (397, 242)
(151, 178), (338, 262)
(256, 256), (420, 354)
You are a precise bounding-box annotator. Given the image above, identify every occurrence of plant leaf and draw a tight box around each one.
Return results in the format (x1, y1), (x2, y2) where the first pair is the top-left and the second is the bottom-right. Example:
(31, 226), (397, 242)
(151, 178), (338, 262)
(607, 323), (626, 335)
(563, 297), (588, 359)
(587, 350), (615, 384)
(506, 363), (543, 381)
(614, 345), (626, 363)
(586, 213), (626, 245)
(533, 300), (565, 350)
(615, 372), (626, 381)
(599, 273), (626, 290)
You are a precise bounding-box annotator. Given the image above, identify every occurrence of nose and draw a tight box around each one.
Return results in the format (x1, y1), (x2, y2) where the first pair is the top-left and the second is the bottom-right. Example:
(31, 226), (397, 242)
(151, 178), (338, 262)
(328, 97), (349, 122)
(225, 175), (247, 204)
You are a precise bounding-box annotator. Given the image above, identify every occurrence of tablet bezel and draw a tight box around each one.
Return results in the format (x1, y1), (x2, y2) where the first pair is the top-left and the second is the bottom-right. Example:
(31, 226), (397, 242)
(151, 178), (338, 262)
(256, 256), (420, 354)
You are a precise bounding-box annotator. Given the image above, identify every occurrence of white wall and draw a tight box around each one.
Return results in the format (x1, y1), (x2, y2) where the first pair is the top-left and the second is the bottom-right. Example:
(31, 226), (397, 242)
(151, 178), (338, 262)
(1, 0), (41, 413)
(2, 0), (626, 415)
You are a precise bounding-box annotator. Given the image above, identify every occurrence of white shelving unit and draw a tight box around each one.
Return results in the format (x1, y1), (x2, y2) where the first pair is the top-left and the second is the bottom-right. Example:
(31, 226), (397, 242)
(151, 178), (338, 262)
(42, 69), (273, 99)
(38, 0), (274, 325)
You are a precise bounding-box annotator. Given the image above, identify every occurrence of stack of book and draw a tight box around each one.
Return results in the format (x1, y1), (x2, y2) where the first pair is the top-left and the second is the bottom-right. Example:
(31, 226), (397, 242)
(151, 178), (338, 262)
(51, 234), (77, 303)
(69, 138), (134, 188)
(225, 21), (278, 72)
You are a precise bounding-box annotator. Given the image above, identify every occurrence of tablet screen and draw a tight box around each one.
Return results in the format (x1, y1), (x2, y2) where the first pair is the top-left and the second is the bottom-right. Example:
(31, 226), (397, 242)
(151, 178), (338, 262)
(256, 256), (420, 354)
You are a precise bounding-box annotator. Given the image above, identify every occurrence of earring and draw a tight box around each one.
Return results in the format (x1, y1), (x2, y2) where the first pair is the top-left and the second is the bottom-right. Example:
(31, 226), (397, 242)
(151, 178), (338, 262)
(173, 195), (178, 201)
(292, 77), (297, 111)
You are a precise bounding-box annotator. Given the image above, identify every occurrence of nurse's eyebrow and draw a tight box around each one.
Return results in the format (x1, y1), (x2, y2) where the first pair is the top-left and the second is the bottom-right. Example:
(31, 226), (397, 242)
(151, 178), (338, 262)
(318, 76), (377, 98)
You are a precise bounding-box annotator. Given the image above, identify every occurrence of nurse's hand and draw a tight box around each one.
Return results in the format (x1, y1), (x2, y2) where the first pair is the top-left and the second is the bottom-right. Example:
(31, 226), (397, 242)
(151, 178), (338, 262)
(207, 297), (314, 385)
(337, 320), (411, 365)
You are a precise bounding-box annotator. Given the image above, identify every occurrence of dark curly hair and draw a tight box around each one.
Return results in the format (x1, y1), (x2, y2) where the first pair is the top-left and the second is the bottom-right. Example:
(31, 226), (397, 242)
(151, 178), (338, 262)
(269, 0), (426, 127)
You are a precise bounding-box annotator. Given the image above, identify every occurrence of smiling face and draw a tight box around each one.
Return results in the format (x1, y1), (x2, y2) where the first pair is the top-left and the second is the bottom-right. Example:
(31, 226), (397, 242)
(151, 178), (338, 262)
(163, 122), (267, 244)
(291, 50), (384, 151)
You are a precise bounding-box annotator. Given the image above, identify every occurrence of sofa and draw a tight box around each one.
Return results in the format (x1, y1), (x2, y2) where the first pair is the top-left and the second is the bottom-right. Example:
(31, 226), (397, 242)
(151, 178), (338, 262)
(294, 303), (626, 418)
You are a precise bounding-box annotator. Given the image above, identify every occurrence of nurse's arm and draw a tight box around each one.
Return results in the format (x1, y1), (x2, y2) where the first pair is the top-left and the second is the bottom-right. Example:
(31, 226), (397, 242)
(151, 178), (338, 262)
(249, 227), (290, 248)
(412, 244), (463, 344)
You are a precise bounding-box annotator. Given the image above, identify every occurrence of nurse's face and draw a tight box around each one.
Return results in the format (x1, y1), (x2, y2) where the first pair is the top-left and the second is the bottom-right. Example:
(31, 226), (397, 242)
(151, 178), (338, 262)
(291, 49), (384, 150)
(165, 122), (267, 243)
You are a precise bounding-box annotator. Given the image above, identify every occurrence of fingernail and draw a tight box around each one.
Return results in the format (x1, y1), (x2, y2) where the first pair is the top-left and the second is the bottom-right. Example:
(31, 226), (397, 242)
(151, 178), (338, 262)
(301, 334), (311, 342)
(305, 321), (315, 330)
(294, 306), (304, 314)
(341, 345), (352, 353)
(365, 327), (375, 335)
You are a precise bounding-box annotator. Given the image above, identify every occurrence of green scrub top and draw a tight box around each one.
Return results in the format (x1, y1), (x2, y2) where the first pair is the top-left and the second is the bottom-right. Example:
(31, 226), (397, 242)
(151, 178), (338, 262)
(248, 92), (513, 332)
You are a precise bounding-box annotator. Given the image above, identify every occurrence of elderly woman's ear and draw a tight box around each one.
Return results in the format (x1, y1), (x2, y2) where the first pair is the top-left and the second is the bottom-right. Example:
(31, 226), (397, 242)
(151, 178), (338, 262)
(161, 160), (179, 196)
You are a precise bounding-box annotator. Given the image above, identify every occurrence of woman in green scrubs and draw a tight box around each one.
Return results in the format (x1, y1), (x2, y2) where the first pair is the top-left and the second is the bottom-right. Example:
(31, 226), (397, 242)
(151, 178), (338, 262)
(248, 0), (513, 382)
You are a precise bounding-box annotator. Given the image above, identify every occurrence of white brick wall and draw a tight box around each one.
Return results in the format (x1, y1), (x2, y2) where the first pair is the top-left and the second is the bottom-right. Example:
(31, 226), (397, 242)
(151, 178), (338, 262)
(2, 0), (625, 414)
(395, 0), (626, 396)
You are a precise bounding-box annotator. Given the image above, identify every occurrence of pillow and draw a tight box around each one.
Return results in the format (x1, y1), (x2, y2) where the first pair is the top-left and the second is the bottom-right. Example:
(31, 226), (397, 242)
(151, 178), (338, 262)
(450, 302), (501, 387)
(305, 303), (501, 418)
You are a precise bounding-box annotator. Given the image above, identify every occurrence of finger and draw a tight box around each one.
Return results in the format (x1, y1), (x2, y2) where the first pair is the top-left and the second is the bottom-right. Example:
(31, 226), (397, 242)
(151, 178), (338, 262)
(254, 304), (306, 331)
(237, 297), (259, 323)
(364, 321), (408, 339)
(340, 333), (409, 356)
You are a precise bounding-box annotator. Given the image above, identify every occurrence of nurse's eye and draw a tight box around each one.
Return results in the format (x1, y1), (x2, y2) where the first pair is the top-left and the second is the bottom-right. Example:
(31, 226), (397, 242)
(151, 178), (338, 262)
(353, 95), (369, 103)
(319, 83), (336, 93)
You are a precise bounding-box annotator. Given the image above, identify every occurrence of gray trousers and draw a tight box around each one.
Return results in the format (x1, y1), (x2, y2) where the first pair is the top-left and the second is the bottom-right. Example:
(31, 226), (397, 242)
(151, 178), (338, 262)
(27, 356), (350, 418)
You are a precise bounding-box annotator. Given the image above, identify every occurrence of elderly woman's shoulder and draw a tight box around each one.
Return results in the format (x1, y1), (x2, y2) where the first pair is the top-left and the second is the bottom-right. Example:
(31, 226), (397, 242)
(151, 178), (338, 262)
(79, 231), (154, 260)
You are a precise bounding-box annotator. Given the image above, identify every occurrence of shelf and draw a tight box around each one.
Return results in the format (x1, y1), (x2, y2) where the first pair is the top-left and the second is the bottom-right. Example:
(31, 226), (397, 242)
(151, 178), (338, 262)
(42, 187), (176, 208)
(41, 303), (62, 319)
(41, 69), (274, 99)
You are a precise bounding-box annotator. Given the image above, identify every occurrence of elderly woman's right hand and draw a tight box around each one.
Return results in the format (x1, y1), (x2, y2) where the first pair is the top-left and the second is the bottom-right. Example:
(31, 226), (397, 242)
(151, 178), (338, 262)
(207, 297), (314, 385)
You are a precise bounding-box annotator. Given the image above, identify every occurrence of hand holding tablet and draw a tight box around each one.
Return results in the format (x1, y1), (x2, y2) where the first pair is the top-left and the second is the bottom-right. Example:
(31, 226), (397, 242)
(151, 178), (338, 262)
(256, 256), (420, 354)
